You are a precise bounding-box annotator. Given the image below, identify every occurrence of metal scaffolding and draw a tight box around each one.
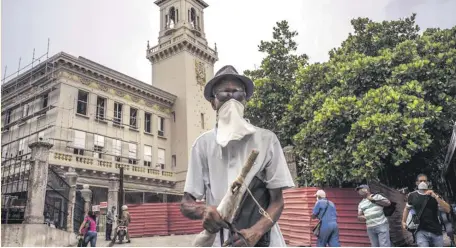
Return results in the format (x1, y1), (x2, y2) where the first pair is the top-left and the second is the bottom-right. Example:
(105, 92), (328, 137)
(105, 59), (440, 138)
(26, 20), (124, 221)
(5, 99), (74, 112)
(1, 39), (58, 162)
(1, 41), (168, 180)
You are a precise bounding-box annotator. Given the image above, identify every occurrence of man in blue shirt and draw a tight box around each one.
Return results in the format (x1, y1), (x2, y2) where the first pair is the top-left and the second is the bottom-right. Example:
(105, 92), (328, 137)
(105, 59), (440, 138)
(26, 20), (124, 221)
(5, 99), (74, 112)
(312, 190), (340, 247)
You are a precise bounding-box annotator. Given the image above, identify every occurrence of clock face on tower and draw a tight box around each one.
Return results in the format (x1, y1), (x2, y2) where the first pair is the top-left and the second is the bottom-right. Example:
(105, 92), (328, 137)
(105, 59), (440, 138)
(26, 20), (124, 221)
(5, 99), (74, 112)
(195, 59), (206, 89)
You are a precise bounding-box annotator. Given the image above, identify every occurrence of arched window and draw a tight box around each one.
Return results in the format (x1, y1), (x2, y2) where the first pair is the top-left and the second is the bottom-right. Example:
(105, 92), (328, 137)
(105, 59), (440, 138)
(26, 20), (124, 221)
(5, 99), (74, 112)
(190, 8), (196, 29)
(168, 6), (176, 28)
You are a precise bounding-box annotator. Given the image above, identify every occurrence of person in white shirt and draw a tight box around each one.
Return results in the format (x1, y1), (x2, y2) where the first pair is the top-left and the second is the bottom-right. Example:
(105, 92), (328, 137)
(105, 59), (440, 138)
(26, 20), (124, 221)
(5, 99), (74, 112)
(180, 65), (295, 247)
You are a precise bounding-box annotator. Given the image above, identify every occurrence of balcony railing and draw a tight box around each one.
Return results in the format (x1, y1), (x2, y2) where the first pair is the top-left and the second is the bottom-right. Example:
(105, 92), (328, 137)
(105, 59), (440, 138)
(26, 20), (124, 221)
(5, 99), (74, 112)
(147, 33), (217, 57)
(49, 151), (175, 181)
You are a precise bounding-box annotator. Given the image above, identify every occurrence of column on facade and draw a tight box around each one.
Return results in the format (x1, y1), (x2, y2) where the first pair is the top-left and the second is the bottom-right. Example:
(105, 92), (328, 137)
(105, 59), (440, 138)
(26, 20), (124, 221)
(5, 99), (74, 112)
(283, 146), (299, 187)
(64, 169), (78, 231)
(80, 184), (92, 214)
(23, 141), (53, 224)
(108, 176), (119, 230)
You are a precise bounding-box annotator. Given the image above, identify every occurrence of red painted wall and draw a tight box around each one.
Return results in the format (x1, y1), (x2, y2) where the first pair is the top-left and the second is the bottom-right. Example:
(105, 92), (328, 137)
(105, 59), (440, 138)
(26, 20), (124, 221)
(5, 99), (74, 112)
(126, 202), (204, 238)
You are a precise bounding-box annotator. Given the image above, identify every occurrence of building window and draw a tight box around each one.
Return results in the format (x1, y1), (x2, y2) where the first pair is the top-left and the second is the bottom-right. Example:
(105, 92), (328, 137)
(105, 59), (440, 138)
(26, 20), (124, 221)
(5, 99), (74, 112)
(201, 113), (205, 129)
(94, 135), (104, 159)
(172, 155), (176, 168)
(94, 146), (103, 159)
(18, 138), (26, 156)
(74, 149), (84, 155)
(77, 90), (88, 115)
(145, 113), (151, 133)
(113, 139), (122, 162)
(172, 111), (176, 122)
(5, 109), (11, 125)
(22, 105), (29, 118)
(144, 145), (152, 167)
(189, 8), (196, 28)
(73, 130), (86, 155)
(42, 94), (49, 108)
(96, 96), (106, 120)
(2, 145), (8, 162)
(130, 108), (137, 128)
(114, 102), (123, 125)
(157, 116), (165, 136)
(128, 143), (137, 165)
(157, 148), (165, 169)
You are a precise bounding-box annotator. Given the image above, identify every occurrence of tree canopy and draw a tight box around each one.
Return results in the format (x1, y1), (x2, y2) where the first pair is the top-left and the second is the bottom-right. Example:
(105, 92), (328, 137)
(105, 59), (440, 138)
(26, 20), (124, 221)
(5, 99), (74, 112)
(244, 14), (456, 189)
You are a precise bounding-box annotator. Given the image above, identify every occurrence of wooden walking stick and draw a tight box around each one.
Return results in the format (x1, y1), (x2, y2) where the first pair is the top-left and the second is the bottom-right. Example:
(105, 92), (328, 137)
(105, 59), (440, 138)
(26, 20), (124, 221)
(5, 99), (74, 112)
(192, 150), (260, 247)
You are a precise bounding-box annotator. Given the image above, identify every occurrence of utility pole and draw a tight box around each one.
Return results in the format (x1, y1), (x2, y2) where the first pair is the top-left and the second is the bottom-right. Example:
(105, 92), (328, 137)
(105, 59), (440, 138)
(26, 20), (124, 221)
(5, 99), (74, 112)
(118, 165), (124, 217)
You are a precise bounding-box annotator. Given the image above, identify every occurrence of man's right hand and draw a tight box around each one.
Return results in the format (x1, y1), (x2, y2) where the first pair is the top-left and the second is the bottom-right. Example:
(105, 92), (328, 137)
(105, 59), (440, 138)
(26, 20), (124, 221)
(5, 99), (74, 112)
(203, 206), (228, 234)
(401, 221), (407, 230)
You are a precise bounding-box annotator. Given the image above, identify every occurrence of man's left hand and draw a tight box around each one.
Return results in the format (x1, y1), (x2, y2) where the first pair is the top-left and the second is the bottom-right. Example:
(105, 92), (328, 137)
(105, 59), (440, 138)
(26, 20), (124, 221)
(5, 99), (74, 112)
(226, 228), (263, 247)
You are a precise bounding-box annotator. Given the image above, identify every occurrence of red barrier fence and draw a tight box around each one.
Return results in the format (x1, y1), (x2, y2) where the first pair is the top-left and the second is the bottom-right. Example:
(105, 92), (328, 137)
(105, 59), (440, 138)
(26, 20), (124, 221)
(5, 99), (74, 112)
(278, 187), (371, 247)
(127, 203), (203, 238)
(126, 184), (411, 247)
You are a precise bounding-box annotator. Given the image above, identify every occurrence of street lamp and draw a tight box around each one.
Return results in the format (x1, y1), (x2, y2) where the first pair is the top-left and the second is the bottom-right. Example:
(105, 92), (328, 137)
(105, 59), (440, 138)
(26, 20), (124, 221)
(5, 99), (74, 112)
(118, 164), (125, 217)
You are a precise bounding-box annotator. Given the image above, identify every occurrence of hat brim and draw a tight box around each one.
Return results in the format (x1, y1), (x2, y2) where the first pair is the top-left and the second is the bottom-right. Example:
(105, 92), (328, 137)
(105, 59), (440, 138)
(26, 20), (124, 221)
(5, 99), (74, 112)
(204, 73), (254, 101)
(355, 186), (368, 191)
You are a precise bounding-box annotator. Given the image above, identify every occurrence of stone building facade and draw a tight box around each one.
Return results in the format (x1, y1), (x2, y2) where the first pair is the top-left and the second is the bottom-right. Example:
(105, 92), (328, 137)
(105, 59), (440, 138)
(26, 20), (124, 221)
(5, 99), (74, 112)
(1, 0), (218, 204)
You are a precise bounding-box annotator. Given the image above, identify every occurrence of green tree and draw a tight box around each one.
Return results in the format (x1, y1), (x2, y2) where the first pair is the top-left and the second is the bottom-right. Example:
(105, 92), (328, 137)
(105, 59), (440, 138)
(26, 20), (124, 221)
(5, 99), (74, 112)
(289, 15), (456, 187)
(244, 20), (308, 145)
(245, 15), (456, 187)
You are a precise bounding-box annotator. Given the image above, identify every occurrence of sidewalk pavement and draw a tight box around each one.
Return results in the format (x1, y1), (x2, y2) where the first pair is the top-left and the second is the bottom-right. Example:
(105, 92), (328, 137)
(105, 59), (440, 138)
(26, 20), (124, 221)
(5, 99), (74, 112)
(99, 234), (196, 247)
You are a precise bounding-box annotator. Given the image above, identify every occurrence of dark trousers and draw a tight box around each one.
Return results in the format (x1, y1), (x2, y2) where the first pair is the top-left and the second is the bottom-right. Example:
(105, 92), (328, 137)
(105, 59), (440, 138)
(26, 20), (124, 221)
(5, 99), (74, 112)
(105, 223), (113, 240)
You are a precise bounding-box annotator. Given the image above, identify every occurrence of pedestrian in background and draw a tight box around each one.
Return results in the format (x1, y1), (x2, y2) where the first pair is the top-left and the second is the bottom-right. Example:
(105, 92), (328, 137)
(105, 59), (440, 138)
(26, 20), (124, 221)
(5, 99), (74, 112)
(105, 206), (116, 241)
(312, 190), (340, 247)
(79, 211), (98, 247)
(402, 174), (451, 247)
(356, 184), (392, 247)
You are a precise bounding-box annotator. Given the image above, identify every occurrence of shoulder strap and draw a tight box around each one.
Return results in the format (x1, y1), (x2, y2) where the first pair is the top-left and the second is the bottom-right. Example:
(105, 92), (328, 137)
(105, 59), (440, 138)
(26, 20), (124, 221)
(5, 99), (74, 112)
(320, 200), (330, 218)
(416, 193), (430, 220)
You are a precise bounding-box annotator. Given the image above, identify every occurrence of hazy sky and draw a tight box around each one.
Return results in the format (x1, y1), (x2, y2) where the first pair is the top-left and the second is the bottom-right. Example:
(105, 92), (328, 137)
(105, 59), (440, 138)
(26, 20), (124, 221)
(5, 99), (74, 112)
(2, 0), (456, 85)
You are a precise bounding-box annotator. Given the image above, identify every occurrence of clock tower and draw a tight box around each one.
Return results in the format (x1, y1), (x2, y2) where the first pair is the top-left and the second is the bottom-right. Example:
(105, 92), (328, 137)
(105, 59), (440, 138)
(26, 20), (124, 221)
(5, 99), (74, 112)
(147, 0), (218, 188)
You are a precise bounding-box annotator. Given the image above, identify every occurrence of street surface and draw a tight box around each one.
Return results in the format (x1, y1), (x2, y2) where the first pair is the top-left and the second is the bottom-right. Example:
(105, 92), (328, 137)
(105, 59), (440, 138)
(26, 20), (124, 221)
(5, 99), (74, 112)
(99, 234), (197, 247)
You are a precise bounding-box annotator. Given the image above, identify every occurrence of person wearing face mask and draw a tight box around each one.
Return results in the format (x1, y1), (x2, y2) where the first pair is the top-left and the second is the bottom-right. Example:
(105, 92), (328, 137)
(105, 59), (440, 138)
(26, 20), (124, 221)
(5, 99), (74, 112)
(356, 184), (392, 247)
(402, 173), (451, 247)
(180, 65), (295, 247)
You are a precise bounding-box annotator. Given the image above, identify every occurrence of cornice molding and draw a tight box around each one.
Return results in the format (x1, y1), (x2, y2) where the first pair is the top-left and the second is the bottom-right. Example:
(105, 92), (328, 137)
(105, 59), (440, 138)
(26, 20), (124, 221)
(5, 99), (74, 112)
(154, 0), (209, 8)
(55, 53), (176, 105)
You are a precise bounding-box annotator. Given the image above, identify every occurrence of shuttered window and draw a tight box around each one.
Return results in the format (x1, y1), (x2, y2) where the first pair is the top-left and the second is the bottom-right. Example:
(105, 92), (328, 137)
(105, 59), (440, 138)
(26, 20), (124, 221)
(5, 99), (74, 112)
(144, 145), (152, 167)
(74, 130), (86, 149)
(113, 139), (122, 156)
(157, 148), (165, 169)
(94, 135), (105, 147)
(128, 143), (137, 159)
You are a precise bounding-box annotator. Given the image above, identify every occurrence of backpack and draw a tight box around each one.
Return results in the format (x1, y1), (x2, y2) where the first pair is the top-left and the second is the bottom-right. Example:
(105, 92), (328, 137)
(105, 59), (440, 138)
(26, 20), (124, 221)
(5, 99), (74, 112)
(373, 193), (396, 217)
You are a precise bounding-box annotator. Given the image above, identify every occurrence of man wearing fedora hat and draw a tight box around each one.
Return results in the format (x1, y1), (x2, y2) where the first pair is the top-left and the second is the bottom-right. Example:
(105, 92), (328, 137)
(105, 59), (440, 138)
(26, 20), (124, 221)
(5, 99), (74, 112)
(180, 65), (295, 247)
